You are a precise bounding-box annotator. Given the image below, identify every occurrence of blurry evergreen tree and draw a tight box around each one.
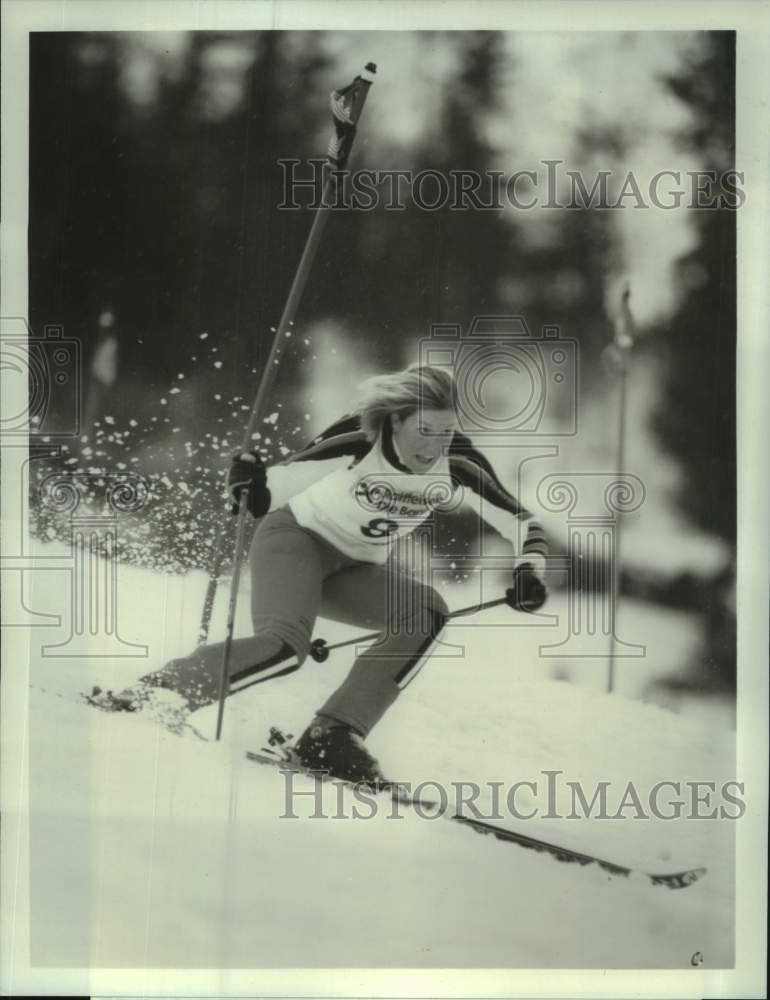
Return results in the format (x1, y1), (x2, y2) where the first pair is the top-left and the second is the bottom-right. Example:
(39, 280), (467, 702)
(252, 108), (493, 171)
(650, 31), (736, 690)
(651, 31), (736, 549)
(29, 31), (333, 410)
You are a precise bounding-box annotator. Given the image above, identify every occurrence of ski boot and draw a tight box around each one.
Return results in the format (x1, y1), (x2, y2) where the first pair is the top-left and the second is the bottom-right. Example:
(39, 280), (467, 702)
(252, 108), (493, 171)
(293, 716), (387, 789)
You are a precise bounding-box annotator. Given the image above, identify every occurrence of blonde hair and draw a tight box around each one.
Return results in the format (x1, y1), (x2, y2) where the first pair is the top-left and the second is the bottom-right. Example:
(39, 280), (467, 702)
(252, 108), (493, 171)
(353, 364), (457, 442)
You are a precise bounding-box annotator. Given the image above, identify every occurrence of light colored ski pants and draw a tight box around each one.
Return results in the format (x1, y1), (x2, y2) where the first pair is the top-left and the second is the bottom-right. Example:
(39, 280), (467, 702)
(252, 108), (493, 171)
(142, 506), (448, 736)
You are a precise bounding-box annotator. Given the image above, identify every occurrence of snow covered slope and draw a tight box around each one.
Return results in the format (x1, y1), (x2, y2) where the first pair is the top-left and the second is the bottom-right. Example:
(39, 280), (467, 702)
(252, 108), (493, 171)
(24, 546), (735, 969)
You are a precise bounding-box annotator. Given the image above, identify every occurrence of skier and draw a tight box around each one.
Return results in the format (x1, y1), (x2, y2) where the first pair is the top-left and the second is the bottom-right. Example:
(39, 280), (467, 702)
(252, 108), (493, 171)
(94, 364), (548, 785)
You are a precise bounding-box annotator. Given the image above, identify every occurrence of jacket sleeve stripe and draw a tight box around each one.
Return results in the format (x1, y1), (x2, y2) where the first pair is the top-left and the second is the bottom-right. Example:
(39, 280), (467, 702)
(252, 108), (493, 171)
(281, 430), (371, 465)
(448, 436), (550, 558)
(522, 521), (548, 557)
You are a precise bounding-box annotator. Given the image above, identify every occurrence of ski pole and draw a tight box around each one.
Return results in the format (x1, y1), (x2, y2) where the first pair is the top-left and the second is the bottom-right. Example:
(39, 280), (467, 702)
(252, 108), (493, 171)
(227, 593), (512, 701)
(307, 594), (510, 662)
(212, 64), (377, 740)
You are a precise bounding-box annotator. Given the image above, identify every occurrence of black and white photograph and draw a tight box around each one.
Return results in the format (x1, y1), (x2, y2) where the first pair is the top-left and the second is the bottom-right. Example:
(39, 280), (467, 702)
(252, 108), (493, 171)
(1, 1), (767, 997)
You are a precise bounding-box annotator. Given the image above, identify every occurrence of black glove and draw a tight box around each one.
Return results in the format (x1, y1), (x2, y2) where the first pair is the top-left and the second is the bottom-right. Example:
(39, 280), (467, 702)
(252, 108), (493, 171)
(227, 451), (270, 517)
(506, 562), (547, 613)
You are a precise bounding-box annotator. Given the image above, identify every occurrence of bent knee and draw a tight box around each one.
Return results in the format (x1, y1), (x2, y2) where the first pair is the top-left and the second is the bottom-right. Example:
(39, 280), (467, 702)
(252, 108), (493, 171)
(252, 619), (310, 665)
(393, 584), (448, 635)
(425, 589), (448, 632)
(415, 581), (448, 618)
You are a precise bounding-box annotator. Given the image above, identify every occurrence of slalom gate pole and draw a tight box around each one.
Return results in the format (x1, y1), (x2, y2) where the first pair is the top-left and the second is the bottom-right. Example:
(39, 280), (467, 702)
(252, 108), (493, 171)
(606, 282), (635, 695)
(212, 64), (377, 740)
(228, 593), (512, 700)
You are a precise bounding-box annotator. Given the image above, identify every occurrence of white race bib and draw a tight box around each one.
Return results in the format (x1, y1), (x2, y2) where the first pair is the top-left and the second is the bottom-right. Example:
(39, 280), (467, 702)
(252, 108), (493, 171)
(288, 434), (457, 563)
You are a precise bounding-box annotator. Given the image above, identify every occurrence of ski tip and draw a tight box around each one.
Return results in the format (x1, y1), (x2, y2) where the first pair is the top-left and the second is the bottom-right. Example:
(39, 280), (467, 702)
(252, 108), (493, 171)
(650, 866), (707, 889)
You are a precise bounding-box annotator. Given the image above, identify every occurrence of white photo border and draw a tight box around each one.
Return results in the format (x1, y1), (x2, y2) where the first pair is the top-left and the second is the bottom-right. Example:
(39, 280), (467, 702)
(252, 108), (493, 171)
(2, 1), (767, 997)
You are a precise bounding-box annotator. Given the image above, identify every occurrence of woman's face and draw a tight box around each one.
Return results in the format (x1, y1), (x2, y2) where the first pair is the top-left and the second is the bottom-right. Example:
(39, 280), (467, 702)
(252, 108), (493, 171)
(391, 408), (457, 472)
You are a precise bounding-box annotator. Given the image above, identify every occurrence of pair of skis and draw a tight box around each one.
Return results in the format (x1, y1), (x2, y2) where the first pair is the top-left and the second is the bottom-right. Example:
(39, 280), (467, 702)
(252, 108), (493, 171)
(77, 686), (707, 890)
(246, 729), (707, 891)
